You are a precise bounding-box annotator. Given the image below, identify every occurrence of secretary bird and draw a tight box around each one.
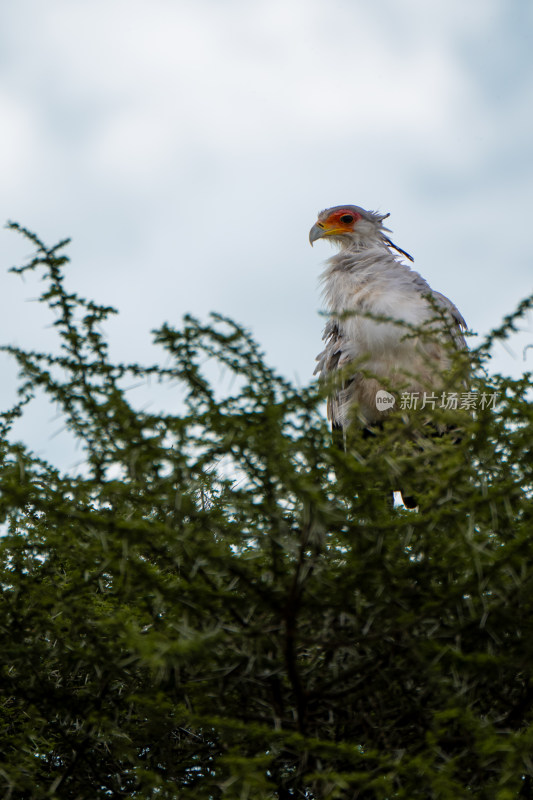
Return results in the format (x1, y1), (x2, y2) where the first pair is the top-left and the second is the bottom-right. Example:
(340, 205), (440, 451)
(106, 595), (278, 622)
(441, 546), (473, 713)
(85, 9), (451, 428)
(310, 204), (468, 508)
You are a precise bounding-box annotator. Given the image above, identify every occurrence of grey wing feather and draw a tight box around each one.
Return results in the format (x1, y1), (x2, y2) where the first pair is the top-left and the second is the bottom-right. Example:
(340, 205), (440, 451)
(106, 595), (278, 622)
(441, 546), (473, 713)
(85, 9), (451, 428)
(411, 273), (467, 349)
(315, 319), (354, 427)
(430, 290), (468, 350)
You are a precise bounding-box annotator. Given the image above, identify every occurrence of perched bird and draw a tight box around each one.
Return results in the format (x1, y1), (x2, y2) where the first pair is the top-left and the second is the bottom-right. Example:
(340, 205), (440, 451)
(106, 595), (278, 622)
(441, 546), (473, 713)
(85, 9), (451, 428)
(310, 204), (467, 507)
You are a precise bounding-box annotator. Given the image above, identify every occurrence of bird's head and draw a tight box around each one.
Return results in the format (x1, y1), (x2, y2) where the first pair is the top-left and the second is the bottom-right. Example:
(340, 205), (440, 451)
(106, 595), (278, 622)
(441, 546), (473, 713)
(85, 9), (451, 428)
(309, 205), (389, 248)
(309, 204), (414, 261)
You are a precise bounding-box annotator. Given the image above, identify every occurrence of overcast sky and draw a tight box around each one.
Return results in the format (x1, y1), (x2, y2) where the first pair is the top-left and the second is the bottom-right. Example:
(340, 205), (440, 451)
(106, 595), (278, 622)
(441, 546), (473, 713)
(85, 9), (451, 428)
(1, 0), (532, 466)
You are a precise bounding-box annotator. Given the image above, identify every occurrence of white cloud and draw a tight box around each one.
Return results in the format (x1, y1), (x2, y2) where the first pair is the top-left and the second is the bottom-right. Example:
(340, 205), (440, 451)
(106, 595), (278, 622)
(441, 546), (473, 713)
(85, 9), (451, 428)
(0, 88), (40, 189)
(0, 0), (532, 467)
(2, 0), (493, 162)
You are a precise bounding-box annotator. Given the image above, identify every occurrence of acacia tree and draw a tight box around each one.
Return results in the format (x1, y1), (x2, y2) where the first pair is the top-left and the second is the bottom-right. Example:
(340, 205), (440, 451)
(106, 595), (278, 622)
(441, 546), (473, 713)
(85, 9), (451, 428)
(0, 225), (532, 799)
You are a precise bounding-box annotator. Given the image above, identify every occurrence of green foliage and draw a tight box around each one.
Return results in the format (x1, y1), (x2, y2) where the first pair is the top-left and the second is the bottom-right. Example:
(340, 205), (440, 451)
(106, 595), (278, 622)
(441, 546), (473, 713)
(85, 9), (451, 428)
(0, 225), (532, 799)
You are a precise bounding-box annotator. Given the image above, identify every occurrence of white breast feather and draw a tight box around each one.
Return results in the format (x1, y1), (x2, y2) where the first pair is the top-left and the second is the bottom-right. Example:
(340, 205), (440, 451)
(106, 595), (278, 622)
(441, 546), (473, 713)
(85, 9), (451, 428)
(316, 246), (466, 426)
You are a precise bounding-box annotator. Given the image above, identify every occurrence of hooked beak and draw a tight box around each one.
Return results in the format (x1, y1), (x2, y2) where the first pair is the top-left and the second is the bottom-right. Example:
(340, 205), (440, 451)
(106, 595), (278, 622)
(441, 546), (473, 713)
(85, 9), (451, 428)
(309, 222), (326, 246)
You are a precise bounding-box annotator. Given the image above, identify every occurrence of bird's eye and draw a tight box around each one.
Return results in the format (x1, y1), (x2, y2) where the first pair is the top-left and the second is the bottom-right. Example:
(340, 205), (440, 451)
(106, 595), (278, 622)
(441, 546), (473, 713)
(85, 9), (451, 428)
(340, 214), (354, 224)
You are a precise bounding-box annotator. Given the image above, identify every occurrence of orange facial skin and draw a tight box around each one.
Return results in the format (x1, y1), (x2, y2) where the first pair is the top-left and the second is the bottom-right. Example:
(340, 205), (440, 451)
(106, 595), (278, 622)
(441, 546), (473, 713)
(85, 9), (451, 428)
(321, 208), (362, 233)
(309, 207), (362, 244)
